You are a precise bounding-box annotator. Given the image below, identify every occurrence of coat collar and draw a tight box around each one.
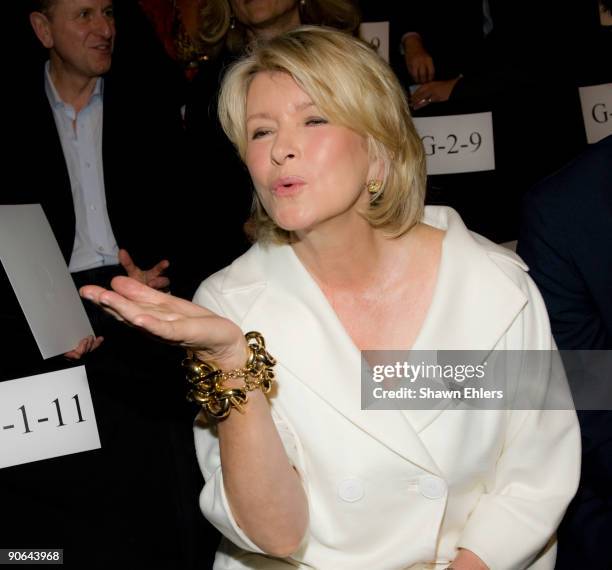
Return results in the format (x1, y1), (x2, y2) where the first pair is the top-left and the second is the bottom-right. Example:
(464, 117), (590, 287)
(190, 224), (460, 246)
(215, 207), (528, 474)
(413, 207), (527, 351)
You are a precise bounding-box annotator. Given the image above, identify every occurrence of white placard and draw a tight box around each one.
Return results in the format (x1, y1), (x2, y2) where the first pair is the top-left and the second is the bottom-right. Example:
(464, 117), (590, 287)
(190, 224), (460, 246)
(0, 366), (100, 469)
(360, 21), (389, 62)
(578, 83), (612, 144)
(0, 204), (93, 359)
(412, 112), (495, 175)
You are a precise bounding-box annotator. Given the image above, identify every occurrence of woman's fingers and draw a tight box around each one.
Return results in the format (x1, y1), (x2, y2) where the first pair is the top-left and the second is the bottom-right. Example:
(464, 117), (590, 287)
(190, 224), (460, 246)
(81, 278), (232, 343)
(80, 284), (107, 302)
(81, 277), (210, 322)
(79, 277), (245, 363)
(108, 276), (164, 303)
(109, 277), (210, 318)
(80, 285), (127, 321)
(80, 286), (129, 322)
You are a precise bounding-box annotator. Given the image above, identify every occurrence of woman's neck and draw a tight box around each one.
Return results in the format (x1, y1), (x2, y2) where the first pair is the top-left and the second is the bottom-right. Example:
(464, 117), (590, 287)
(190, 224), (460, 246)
(292, 220), (402, 292)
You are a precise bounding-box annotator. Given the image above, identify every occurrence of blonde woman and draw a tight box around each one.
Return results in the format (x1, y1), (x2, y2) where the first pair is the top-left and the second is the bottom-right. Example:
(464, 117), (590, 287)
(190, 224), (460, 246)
(82, 27), (580, 570)
(225, 0), (360, 52)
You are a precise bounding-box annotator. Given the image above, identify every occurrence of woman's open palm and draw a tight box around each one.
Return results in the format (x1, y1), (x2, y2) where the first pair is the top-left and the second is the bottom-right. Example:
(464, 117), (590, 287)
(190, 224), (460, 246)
(80, 276), (247, 369)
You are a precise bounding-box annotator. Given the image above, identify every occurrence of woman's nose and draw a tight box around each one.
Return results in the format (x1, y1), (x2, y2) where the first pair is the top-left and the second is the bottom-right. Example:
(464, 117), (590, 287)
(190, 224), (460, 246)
(271, 130), (298, 165)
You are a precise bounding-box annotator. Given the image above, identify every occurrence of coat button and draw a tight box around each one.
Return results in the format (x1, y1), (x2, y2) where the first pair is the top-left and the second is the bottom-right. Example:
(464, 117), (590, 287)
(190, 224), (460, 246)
(418, 475), (447, 499)
(338, 478), (365, 502)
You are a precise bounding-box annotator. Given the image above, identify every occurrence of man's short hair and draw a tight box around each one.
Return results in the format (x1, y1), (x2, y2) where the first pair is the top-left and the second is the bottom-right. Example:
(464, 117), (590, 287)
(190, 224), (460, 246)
(30, 0), (57, 15)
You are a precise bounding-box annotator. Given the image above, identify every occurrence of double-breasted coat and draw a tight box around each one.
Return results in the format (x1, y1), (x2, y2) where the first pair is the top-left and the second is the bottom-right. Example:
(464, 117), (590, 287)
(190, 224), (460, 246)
(193, 207), (580, 569)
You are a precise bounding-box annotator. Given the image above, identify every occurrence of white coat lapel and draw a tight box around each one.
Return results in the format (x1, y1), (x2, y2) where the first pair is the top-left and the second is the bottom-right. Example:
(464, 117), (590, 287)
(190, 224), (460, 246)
(405, 207), (529, 432)
(414, 207), (528, 351)
(219, 243), (442, 476)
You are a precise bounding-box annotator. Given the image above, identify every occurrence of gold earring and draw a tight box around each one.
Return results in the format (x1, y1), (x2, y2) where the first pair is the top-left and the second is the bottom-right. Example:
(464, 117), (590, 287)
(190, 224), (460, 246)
(366, 180), (382, 194)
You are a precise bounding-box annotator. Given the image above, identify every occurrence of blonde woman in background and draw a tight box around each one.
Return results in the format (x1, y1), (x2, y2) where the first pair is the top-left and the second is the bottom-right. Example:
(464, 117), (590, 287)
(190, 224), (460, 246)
(226, 0), (360, 53)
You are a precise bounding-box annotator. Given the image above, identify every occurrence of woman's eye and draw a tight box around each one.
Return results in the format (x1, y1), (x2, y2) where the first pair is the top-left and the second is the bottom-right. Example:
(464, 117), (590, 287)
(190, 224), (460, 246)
(306, 117), (328, 126)
(251, 129), (271, 140)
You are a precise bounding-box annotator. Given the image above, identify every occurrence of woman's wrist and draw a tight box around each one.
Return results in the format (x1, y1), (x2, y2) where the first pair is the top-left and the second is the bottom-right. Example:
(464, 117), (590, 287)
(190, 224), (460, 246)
(194, 337), (249, 372)
(185, 332), (277, 421)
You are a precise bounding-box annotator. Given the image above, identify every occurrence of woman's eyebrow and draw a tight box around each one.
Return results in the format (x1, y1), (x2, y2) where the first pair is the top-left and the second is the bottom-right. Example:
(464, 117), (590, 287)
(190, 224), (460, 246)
(246, 112), (272, 123)
(295, 101), (315, 111)
(247, 101), (315, 123)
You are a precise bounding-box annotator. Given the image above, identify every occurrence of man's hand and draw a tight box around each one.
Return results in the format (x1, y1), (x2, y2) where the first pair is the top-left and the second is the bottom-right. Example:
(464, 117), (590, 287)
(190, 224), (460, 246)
(118, 248), (170, 290)
(403, 33), (435, 84)
(411, 78), (460, 110)
(63, 335), (104, 360)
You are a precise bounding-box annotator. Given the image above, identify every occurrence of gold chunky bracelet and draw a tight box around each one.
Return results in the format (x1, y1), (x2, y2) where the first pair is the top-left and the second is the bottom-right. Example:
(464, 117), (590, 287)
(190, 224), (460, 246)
(182, 331), (276, 421)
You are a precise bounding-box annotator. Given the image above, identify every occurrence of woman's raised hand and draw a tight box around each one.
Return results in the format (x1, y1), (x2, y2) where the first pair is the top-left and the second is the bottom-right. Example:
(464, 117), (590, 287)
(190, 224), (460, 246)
(80, 276), (248, 370)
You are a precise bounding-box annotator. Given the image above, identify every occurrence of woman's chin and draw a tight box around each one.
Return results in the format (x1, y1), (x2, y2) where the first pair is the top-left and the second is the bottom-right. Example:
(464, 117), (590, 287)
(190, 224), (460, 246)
(271, 212), (316, 234)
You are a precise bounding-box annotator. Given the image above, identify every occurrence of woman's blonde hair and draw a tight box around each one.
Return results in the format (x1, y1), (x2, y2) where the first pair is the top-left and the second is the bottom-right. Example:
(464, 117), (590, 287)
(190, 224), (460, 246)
(218, 26), (426, 244)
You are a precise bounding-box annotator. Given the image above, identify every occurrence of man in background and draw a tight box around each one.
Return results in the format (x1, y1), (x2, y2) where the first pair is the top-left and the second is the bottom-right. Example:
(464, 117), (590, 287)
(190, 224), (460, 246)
(0, 2), (215, 567)
(518, 135), (612, 569)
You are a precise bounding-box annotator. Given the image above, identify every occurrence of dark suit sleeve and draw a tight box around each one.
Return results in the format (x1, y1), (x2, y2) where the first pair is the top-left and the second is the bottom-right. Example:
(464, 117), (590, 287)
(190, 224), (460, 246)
(517, 136), (612, 569)
(517, 139), (612, 350)
(518, 193), (610, 350)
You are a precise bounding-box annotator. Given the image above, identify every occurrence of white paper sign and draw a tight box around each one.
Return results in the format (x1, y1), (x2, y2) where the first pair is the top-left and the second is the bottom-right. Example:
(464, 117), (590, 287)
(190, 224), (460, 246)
(360, 21), (389, 62)
(578, 83), (612, 144)
(0, 366), (100, 469)
(0, 204), (93, 359)
(412, 112), (496, 175)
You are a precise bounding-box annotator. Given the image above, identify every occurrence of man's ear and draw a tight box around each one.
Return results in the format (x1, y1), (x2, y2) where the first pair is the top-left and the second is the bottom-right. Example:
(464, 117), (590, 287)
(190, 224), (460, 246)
(30, 12), (54, 49)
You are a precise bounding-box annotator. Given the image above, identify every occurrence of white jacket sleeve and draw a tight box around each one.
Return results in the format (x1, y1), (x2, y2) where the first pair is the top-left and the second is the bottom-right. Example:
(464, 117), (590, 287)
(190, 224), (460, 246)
(191, 279), (308, 554)
(457, 269), (581, 569)
(194, 408), (307, 554)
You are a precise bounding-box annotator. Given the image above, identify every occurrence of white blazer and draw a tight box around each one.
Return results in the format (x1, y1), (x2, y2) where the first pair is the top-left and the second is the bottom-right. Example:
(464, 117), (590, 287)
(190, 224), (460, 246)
(193, 207), (580, 570)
